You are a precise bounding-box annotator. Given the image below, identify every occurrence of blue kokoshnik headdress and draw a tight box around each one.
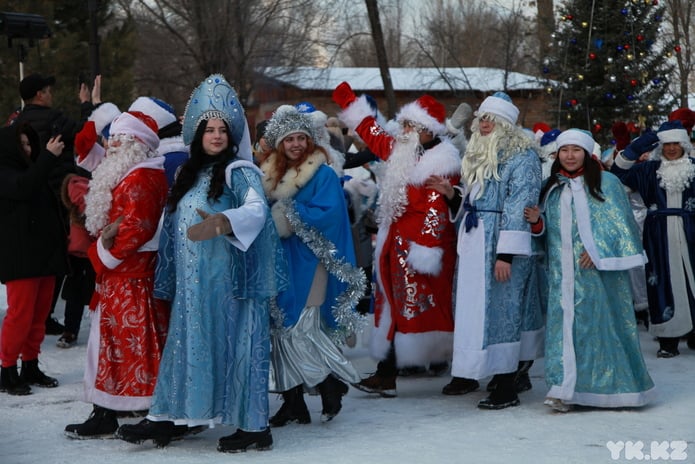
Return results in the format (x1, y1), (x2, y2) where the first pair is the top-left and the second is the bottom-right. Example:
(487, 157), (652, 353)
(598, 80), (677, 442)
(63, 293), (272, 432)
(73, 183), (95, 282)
(182, 74), (246, 146)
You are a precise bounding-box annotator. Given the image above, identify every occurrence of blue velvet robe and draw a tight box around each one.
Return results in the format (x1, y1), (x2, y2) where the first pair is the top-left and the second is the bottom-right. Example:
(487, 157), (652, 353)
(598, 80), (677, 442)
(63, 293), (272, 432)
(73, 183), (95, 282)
(612, 158), (695, 337)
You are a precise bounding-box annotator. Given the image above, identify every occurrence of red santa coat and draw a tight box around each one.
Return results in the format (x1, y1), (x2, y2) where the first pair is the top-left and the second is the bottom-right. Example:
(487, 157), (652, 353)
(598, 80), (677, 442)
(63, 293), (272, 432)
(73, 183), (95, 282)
(350, 114), (461, 367)
(85, 162), (169, 410)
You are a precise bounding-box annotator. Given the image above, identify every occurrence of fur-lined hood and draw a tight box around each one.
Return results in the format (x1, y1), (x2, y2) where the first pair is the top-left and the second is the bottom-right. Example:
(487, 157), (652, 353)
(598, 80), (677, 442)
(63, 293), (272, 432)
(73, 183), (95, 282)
(260, 149), (326, 201)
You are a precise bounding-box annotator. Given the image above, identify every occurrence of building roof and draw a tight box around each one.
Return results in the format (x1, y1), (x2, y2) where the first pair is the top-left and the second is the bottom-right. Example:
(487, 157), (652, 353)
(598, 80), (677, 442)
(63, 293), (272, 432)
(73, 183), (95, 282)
(261, 66), (549, 93)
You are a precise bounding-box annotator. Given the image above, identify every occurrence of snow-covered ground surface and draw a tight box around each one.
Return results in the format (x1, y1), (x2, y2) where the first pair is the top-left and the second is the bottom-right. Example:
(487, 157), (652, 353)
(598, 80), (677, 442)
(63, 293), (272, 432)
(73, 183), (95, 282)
(1, 283), (693, 464)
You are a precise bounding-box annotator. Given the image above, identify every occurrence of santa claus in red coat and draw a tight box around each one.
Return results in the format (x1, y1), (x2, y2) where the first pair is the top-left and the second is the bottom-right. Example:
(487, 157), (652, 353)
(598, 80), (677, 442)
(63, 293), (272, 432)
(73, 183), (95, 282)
(334, 82), (460, 397)
(65, 111), (170, 438)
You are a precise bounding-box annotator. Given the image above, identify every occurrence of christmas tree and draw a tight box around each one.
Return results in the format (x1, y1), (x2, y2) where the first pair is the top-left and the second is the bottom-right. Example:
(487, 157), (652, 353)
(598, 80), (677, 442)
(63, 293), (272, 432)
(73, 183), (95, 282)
(543, 0), (676, 145)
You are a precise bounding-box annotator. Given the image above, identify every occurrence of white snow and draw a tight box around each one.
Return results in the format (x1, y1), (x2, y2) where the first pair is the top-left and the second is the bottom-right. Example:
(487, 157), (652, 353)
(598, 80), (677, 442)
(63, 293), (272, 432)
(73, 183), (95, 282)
(0, 283), (692, 464)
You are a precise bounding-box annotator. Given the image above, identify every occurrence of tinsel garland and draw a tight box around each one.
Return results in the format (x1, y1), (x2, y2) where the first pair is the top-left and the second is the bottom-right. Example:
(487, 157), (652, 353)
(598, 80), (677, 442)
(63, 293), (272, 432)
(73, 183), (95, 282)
(275, 198), (368, 343)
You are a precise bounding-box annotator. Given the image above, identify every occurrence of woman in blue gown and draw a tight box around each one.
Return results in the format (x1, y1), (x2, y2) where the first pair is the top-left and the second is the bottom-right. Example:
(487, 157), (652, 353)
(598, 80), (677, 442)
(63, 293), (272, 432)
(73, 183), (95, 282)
(525, 129), (655, 412)
(116, 74), (287, 452)
(259, 105), (365, 426)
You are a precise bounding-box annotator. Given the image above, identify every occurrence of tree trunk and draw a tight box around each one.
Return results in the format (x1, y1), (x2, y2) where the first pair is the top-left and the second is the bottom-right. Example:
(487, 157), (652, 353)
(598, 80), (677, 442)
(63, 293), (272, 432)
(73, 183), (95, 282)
(536, 0), (554, 60)
(365, 0), (397, 119)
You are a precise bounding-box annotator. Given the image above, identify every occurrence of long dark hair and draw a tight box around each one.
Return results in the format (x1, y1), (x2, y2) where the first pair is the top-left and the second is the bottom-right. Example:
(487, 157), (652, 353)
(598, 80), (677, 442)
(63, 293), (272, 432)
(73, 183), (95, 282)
(167, 119), (238, 212)
(539, 149), (605, 203)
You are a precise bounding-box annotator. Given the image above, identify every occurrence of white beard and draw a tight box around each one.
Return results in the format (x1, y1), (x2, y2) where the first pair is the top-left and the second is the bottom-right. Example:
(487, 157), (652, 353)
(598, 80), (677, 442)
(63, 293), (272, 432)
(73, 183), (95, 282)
(84, 135), (152, 235)
(376, 132), (420, 226)
(657, 156), (695, 194)
(461, 129), (502, 199)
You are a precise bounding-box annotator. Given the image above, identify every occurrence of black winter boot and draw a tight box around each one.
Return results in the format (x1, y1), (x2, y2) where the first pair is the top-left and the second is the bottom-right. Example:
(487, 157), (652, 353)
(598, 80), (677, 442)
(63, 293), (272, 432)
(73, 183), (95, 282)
(115, 419), (177, 447)
(318, 375), (349, 422)
(442, 377), (479, 395)
(217, 428), (273, 453)
(514, 360), (533, 393)
(269, 385), (310, 427)
(20, 359), (59, 387)
(657, 337), (680, 358)
(0, 365), (32, 396)
(65, 405), (119, 439)
(478, 373), (520, 410)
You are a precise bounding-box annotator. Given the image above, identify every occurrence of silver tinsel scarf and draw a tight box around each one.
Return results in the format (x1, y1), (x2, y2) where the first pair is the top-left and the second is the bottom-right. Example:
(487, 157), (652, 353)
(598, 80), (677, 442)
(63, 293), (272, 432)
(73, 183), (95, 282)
(271, 199), (368, 344)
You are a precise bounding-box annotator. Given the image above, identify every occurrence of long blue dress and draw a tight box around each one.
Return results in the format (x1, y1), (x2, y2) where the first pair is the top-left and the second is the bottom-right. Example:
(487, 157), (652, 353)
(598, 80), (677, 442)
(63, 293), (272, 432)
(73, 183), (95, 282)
(148, 160), (287, 431)
(543, 171), (656, 407)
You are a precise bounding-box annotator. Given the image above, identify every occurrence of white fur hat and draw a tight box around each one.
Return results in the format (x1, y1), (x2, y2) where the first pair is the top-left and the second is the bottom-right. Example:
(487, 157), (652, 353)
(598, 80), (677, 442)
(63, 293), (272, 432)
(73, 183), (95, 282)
(88, 102), (121, 137)
(128, 97), (177, 134)
(657, 120), (690, 145)
(109, 111), (160, 153)
(556, 128), (595, 155)
(477, 92), (519, 125)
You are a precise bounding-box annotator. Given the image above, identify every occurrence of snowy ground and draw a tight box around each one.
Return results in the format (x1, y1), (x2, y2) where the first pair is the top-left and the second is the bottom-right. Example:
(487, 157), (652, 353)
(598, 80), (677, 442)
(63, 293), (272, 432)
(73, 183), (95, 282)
(0, 283), (693, 464)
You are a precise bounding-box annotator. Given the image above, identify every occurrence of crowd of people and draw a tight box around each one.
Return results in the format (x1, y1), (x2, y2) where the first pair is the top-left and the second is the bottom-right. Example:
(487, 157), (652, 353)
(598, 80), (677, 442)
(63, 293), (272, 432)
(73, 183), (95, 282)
(2, 68), (694, 452)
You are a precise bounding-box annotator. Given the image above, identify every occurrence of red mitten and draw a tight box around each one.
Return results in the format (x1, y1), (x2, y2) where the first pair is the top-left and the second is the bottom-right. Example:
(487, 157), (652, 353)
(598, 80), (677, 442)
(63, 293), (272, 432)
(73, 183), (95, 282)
(74, 121), (98, 162)
(332, 81), (357, 109)
(611, 121), (630, 151)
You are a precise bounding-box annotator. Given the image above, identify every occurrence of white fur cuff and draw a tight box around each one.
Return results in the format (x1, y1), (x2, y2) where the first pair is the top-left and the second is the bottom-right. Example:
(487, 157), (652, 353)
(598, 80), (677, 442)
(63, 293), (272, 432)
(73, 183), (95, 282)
(338, 95), (374, 130)
(271, 201), (292, 238)
(406, 242), (443, 275)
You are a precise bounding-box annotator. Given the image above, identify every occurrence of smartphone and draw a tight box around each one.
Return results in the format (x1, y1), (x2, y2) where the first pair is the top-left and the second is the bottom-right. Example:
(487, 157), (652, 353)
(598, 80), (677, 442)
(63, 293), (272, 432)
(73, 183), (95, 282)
(51, 121), (62, 137)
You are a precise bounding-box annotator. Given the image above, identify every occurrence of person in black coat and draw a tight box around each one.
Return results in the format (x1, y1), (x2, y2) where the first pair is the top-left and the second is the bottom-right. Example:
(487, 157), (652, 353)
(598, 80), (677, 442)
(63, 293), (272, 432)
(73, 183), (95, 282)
(0, 123), (69, 395)
(14, 73), (95, 334)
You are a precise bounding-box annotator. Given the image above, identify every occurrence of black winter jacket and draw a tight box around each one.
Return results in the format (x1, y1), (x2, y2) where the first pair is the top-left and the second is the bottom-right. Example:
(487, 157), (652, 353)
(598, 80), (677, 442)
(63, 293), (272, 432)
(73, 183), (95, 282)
(0, 124), (69, 283)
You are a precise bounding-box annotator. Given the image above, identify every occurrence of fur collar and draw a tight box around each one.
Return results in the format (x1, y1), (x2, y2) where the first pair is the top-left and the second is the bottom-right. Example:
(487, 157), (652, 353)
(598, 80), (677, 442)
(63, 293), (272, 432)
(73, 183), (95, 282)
(408, 139), (461, 185)
(260, 149), (326, 201)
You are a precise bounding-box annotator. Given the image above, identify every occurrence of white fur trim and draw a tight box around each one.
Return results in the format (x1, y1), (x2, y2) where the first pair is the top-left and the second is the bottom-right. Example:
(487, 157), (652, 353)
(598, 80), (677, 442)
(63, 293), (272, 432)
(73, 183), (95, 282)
(261, 150), (325, 202)
(406, 242), (443, 275)
(225, 160), (263, 188)
(96, 234), (123, 269)
(408, 140), (461, 185)
(271, 201), (291, 238)
(658, 128), (689, 145)
(88, 103), (121, 135)
(396, 101), (447, 136)
(110, 112), (160, 153)
(128, 96), (176, 129)
(393, 331), (453, 367)
(76, 143), (105, 173)
(497, 230), (532, 256)
(557, 129), (595, 155)
(478, 95), (519, 125)
(614, 152), (636, 170)
(158, 136), (188, 157)
(337, 95), (374, 130)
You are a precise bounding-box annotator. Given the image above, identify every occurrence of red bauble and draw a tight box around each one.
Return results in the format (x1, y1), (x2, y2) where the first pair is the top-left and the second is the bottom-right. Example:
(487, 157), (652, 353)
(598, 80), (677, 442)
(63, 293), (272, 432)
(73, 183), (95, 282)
(675, 45), (682, 53)
(570, 99), (578, 106)
(589, 52), (597, 60)
(630, 79), (638, 87)
(592, 123), (602, 133)
(636, 34), (644, 42)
